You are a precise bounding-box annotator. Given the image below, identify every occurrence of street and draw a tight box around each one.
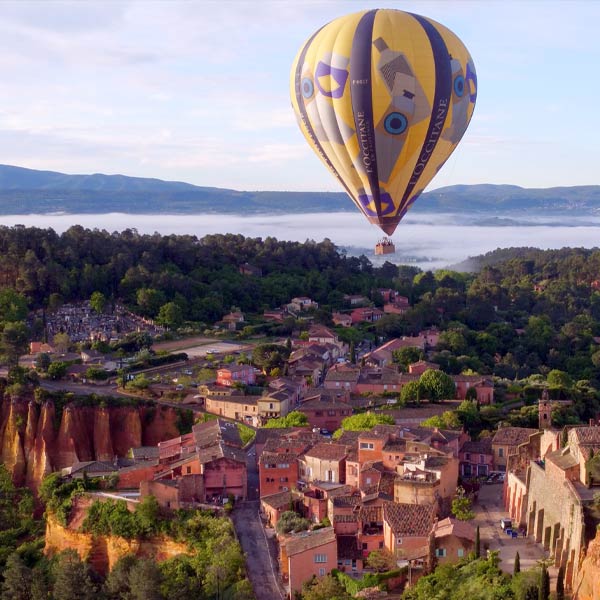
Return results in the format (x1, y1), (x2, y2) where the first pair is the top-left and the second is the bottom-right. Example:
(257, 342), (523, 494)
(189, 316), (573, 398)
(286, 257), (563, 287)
(231, 500), (285, 600)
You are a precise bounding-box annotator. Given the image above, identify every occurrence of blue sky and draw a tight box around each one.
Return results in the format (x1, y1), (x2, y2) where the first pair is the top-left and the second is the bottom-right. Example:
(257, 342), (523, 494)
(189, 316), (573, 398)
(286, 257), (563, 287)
(1, 0), (599, 192)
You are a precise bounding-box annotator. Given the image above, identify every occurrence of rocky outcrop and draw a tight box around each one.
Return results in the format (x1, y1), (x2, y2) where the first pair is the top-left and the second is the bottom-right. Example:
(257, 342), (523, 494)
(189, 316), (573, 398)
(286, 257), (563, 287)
(0, 395), (182, 493)
(45, 511), (191, 575)
(574, 529), (600, 599)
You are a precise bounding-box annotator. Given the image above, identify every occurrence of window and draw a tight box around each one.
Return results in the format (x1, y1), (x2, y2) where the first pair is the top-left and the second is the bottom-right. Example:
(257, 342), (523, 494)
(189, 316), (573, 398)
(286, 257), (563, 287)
(315, 411), (323, 416)
(280, 477), (288, 482)
(498, 448), (504, 458)
(479, 454), (485, 463)
(360, 442), (374, 450)
(465, 453), (471, 461)
(314, 554), (327, 563)
(366, 477), (372, 485)
(277, 463), (289, 469)
(378, 541), (384, 549)
(328, 410), (336, 416)
(435, 548), (447, 557)
(362, 543), (368, 550)
(186, 466), (191, 474)
(318, 568), (325, 577)
(396, 538), (403, 545)
(458, 548), (464, 557)
(269, 403), (274, 410)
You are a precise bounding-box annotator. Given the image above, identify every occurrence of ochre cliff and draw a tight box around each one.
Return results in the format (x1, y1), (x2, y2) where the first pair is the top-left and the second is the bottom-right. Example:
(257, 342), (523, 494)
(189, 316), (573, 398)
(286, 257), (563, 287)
(0, 395), (181, 492)
(45, 509), (191, 575)
(574, 529), (600, 599)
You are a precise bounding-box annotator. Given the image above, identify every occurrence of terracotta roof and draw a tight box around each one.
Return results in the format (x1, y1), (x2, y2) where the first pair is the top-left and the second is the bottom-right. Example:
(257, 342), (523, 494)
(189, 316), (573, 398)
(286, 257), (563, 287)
(196, 442), (246, 465)
(460, 438), (493, 455)
(333, 494), (362, 508)
(334, 514), (359, 524)
(325, 368), (361, 383)
(192, 418), (242, 448)
(131, 446), (160, 461)
(571, 427), (600, 446)
(284, 527), (336, 556)
(545, 449), (579, 470)
(492, 427), (538, 447)
(304, 443), (348, 461)
(433, 517), (476, 542)
(383, 503), (434, 536)
(298, 396), (351, 411)
(261, 491), (293, 510)
(70, 460), (116, 475)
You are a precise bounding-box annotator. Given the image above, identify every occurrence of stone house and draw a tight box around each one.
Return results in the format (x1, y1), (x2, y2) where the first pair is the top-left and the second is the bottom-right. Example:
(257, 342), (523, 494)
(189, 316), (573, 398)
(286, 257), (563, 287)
(459, 438), (493, 478)
(433, 517), (475, 564)
(216, 364), (256, 387)
(383, 503), (434, 565)
(300, 442), (348, 484)
(297, 394), (352, 432)
(491, 426), (539, 471)
(204, 395), (259, 426)
(281, 527), (337, 596)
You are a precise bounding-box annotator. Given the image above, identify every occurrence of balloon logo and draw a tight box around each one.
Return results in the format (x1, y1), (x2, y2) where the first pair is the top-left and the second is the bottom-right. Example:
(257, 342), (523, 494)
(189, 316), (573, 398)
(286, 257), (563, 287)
(290, 9), (477, 236)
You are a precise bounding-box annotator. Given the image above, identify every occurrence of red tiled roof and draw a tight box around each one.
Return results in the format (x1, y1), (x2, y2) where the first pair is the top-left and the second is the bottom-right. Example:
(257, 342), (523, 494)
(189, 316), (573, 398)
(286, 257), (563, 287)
(284, 527), (336, 556)
(433, 517), (476, 542)
(492, 427), (538, 447)
(304, 443), (348, 461)
(383, 503), (434, 536)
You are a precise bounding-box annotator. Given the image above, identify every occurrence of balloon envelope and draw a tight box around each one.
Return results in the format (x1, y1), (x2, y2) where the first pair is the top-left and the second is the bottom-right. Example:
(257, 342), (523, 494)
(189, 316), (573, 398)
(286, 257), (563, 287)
(290, 9), (477, 235)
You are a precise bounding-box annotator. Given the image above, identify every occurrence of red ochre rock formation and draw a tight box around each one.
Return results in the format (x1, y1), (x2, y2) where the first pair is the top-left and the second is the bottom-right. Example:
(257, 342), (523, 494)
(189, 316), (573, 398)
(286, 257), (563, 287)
(574, 528), (600, 600)
(45, 498), (191, 575)
(0, 395), (180, 493)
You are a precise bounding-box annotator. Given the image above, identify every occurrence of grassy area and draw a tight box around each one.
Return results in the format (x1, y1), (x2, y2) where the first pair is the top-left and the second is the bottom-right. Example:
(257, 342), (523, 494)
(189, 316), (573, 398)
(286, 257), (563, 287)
(237, 423), (256, 446)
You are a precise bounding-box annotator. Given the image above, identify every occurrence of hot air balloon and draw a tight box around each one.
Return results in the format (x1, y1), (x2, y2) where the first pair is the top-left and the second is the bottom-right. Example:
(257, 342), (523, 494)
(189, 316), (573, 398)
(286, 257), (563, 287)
(290, 9), (477, 250)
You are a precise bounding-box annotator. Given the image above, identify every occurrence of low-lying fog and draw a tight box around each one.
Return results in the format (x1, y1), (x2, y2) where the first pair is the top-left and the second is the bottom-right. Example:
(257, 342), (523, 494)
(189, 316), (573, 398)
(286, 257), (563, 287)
(3, 212), (599, 270)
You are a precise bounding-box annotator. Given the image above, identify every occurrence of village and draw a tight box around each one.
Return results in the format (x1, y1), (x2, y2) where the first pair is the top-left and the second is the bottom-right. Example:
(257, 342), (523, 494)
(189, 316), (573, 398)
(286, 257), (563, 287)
(20, 291), (600, 599)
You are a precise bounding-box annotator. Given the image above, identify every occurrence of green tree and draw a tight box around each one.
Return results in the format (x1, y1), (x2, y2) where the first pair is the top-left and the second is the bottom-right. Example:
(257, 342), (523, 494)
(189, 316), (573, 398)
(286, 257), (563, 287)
(35, 352), (51, 372)
(1, 552), (32, 600)
(546, 369), (572, 389)
(334, 412), (394, 436)
(52, 332), (71, 354)
(349, 341), (356, 364)
(513, 551), (520, 575)
(0, 289), (28, 322)
(136, 495), (160, 536)
(47, 361), (68, 380)
(128, 559), (163, 600)
(52, 550), (97, 600)
(419, 369), (456, 402)
(475, 526), (480, 558)
(302, 575), (351, 600)
(365, 548), (397, 572)
(264, 411), (308, 429)
(90, 291), (107, 314)
(104, 554), (137, 599)
(252, 343), (289, 374)
(451, 488), (475, 521)
(157, 302), (184, 329)
(392, 346), (422, 370)
(1, 321), (29, 368)
(400, 380), (422, 404)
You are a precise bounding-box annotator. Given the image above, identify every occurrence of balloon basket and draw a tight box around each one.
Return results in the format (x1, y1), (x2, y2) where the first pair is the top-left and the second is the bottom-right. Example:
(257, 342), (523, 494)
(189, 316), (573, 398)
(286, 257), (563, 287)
(375, 238), (395, 255)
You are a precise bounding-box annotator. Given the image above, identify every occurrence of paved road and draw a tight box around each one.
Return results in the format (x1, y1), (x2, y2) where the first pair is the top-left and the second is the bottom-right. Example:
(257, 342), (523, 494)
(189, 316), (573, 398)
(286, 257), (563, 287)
(232, 500), (285, 600)
(474, 483), (556, 583)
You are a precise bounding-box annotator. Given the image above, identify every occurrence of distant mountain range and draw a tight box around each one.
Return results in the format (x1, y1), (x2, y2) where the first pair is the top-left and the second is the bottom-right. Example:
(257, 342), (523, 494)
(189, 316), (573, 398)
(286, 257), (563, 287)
(0, 164), (599, 215)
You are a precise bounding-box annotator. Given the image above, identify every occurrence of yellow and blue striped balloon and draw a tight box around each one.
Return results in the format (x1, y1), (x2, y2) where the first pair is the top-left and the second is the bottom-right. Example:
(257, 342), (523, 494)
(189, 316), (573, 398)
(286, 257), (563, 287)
(290, 9), (477, 235)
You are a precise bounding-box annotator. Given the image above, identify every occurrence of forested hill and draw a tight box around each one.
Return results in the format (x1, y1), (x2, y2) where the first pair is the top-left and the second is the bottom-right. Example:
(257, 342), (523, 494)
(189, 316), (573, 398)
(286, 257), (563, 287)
(1, 164), (600, 215)
(450, 246), (600, 273)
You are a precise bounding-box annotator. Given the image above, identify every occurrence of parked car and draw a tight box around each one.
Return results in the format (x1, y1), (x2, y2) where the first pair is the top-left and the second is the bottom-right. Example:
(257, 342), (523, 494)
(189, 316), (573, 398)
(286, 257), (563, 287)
(500, 518), (512, 531)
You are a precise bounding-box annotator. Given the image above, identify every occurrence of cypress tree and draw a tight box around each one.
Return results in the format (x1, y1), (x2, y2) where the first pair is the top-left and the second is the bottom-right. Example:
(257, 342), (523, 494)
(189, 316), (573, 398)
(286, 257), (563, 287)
(349, 341), (356, 364)
(475, 525), (481, 558)
(556, 565), (565, 600)
(513, 551), (521, 575)
(525, 586), (539, 600)
(538, 565), (550, 600)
